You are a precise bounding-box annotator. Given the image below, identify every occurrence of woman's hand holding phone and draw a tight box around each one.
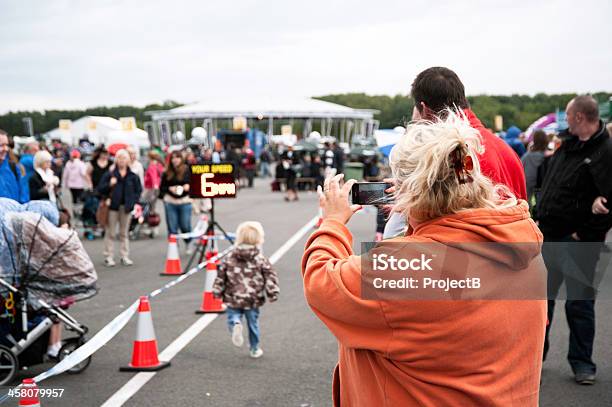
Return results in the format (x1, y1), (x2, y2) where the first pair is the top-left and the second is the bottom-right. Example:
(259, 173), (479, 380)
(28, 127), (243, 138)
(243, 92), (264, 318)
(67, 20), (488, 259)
(318, 174), (362, 225)
(383, 177), (399, 212)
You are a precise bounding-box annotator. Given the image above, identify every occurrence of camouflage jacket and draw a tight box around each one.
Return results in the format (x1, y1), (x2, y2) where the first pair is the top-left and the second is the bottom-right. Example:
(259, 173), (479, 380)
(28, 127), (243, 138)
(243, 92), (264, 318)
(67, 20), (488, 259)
(213, 244), (279, 309)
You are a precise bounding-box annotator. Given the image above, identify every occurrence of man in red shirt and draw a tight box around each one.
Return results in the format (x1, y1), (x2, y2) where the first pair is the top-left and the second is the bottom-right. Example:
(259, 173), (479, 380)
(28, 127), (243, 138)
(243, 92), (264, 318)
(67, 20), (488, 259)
(383, 67), (527, 238)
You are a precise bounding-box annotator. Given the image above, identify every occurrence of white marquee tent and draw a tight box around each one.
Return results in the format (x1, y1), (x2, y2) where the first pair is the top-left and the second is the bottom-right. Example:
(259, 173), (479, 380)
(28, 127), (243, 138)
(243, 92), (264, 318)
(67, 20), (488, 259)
(146, 96), (379, 145)
(44, 116), (151, 149)
(152, 97), (376, 120)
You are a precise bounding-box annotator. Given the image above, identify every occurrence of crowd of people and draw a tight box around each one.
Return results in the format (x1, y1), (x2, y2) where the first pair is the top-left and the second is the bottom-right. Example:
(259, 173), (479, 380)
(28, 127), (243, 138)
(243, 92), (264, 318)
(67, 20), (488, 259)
(0, 132), (241, 267)
(273, 141), (383, 202)
(1, 66), (611, 405)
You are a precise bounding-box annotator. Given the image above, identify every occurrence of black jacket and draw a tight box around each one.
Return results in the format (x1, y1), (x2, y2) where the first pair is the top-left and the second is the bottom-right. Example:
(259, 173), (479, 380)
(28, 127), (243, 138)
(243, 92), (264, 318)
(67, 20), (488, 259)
(333, 146), (345, 171)
(97, 167), (142, 212)
(159, 168), (191, 199)
(536, 122), (612, 241)
(29, 171), (51, 201)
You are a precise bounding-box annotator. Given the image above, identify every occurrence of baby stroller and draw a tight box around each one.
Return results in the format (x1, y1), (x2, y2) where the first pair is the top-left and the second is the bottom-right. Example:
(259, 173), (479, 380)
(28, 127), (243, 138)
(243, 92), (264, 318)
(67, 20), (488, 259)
(129, 201), (161, 240)
(0, 211), (98, 386)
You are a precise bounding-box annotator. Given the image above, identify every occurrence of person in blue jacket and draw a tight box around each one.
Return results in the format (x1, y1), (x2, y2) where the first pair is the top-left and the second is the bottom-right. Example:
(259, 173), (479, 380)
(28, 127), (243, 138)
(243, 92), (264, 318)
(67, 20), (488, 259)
(503, 125), (527, 157)
(0, 130), (29, 203)
(18, 142), (40, 182)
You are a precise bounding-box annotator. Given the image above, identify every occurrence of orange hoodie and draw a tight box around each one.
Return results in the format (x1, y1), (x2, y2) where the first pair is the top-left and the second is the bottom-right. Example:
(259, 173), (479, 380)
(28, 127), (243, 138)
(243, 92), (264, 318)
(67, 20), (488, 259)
(301, 201), (546, 407)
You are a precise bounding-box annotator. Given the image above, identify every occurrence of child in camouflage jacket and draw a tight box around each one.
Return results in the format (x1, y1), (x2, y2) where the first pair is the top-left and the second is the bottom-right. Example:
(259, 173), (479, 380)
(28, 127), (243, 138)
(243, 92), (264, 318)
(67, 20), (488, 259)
(213, 221), (279, 358)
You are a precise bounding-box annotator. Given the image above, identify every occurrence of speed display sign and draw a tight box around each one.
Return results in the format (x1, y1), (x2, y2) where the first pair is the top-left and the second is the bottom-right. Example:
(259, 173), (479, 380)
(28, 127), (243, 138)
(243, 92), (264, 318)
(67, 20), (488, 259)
(189, 162), (237, 199)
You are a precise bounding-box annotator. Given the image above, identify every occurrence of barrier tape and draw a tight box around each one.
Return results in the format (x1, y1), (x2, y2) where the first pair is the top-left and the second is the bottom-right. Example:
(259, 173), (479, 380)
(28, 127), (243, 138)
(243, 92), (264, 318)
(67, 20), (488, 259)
(0, 246), (232, 404)
(148, 246), (233, 298)
(34, 299), (139, 383)
(172, 216), (235, 241)
(173, 231), (235, 241)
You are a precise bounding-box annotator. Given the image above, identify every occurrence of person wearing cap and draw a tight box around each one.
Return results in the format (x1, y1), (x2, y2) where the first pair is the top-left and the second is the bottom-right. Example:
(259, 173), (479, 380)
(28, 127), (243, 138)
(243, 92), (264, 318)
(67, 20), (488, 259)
(62, 149), (89, 204)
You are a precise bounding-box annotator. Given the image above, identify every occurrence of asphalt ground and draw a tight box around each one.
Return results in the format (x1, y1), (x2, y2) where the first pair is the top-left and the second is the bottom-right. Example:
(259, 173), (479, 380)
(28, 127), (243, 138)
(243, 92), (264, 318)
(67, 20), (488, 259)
(5, 179), (612, 406)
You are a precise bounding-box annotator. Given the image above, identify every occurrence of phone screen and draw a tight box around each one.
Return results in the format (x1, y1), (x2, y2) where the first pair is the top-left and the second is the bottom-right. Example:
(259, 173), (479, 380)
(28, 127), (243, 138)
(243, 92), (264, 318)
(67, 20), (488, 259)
(351, 182), (393, 206)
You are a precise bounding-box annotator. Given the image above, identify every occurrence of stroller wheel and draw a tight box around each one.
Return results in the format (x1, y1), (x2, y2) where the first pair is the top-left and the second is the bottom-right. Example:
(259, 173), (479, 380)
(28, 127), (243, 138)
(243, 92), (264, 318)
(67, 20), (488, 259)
(131, 225), (141, 240)
(0, 345), (18, 386)
(59, 337), (92, 374)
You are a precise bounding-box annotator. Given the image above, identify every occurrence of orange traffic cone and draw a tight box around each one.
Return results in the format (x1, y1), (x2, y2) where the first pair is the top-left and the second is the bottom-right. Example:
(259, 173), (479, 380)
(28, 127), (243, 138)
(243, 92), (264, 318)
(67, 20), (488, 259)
(19, 379), (40, 407)
(160, 235), (183, 276)
(195, 251), (226, 314)
(120, 296), (170, 372)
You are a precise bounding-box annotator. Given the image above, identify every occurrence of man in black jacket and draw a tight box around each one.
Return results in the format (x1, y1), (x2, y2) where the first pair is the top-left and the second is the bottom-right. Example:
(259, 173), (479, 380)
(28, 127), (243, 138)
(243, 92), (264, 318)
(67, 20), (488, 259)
(537, 95), (612, 385)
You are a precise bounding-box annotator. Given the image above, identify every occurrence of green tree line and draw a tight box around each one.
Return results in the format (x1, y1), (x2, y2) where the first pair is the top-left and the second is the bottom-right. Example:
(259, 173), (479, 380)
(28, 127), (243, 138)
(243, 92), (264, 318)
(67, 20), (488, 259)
(316, 92), (612, 130)
(1, 93), (610, 137)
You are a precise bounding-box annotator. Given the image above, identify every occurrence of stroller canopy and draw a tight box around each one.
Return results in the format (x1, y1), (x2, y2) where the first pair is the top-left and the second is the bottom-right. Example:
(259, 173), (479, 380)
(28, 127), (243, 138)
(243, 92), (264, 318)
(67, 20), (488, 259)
(0, 198), (59, 275)
(1, 211), (98, 307)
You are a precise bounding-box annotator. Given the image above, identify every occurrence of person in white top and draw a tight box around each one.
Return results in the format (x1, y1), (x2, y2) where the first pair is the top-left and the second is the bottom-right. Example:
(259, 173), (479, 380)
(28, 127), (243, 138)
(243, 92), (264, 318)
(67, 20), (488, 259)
(127, 146), (144, 198)
(29, 150), (60, 202)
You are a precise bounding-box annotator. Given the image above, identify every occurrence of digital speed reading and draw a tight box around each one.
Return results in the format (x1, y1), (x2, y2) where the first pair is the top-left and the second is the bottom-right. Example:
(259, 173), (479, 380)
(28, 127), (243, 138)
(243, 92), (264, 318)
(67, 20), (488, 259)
(189, 162), (237, 199)
(199, 173), (236, 197)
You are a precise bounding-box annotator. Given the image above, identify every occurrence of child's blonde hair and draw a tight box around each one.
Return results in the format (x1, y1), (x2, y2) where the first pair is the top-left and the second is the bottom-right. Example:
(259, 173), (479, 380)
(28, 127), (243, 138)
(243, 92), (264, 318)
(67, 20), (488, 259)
(235, 221), (265, 245)
(390, 110), (516, 223)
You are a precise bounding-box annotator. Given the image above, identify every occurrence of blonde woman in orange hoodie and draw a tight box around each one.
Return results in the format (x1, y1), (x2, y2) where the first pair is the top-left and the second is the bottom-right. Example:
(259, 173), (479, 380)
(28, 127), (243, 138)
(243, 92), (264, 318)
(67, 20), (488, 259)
(302, 112), (547, 407)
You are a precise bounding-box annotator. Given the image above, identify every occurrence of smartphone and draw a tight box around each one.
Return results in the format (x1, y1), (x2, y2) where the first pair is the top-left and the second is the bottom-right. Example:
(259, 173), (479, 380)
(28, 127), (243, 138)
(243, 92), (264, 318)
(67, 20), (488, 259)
(351, 182), (393, 206)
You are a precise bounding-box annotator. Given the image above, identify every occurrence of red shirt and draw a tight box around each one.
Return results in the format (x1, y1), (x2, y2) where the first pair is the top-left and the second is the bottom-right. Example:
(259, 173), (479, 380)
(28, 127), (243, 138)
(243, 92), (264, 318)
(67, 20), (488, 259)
(144, 161), (164, 189)
(465, 109), (527, 200)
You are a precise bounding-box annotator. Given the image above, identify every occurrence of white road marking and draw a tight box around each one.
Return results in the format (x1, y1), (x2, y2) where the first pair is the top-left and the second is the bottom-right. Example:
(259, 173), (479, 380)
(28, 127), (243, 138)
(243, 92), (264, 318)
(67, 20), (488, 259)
(157, 314), (218, 361)
(100, 372), (156, 407)
(100, 215), (319, 407)
(268, 215), (319, 264)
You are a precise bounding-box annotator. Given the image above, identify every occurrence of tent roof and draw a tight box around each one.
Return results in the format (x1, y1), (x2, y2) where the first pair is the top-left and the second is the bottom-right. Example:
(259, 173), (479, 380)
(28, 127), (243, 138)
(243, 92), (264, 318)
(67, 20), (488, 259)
(43, 116), (150, 148)
(147, 97), (377, 121)
(44, 116), (122, 135)
(106, 128), (149, 138)
(85, 116), (124, 129)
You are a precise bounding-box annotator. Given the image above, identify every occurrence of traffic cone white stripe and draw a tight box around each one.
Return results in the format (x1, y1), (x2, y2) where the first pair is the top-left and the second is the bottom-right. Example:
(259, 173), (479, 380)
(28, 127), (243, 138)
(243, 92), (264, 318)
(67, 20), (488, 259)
(135, 311), (156, 342)
(167, 241), (179, 258)
(204, 268), (217, 292)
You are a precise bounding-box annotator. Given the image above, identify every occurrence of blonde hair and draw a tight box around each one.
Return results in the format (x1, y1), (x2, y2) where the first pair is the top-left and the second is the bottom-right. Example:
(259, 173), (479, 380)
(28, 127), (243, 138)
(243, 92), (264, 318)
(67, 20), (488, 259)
(33, 150), (52, 169)
(390, 110), (516, 223)
(235, 221), (265, 246)
(115, 149), (130, 163)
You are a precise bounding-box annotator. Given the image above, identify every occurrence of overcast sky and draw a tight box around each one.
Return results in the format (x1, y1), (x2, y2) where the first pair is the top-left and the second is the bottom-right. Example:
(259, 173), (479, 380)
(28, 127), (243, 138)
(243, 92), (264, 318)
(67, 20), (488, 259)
(1, 0), (611, 113)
